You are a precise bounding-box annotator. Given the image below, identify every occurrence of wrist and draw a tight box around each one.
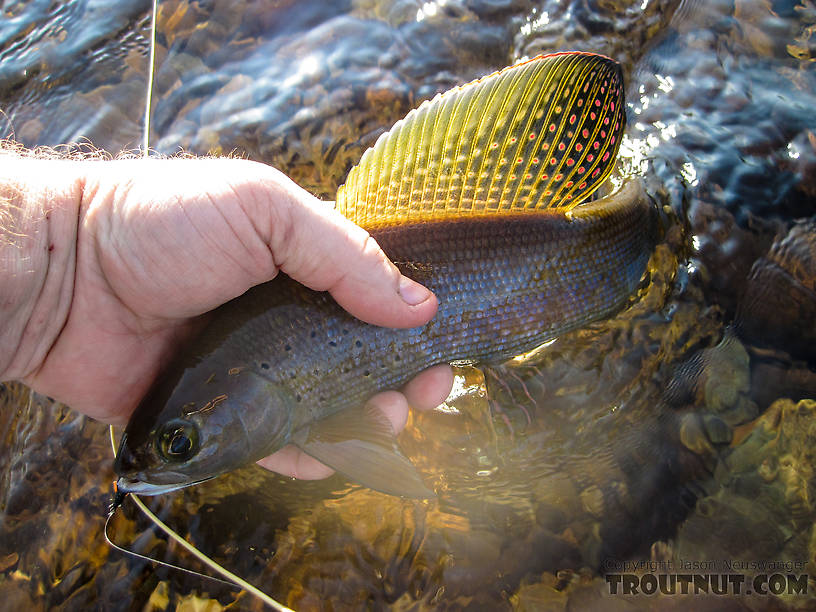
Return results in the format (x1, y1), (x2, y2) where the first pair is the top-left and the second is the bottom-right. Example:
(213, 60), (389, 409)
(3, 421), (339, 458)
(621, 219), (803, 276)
(0, 152), (85, 382)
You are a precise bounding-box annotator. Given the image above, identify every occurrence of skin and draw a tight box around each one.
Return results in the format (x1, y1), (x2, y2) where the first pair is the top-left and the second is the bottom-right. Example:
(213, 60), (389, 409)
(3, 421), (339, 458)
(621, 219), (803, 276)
(0, 150), (453, 481)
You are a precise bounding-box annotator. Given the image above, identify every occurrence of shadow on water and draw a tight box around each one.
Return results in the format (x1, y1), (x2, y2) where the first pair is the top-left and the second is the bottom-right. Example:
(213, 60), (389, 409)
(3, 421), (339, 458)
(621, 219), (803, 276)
(1, 0), (815, 609)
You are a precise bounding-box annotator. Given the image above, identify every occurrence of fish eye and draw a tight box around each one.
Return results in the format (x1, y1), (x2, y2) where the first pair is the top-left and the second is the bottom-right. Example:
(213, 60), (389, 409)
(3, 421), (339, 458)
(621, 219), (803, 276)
(156, 419), (199, 462)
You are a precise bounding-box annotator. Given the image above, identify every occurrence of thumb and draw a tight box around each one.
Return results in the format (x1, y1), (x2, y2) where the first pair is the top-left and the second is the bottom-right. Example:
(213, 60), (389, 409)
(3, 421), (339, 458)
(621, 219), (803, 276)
(261, 168), (438, 329)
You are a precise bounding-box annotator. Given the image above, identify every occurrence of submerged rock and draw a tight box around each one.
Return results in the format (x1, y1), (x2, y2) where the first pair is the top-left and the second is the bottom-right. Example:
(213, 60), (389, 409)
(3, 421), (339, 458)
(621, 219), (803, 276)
(665, 332), (758, 427)
(736, 219), (816, 363)
(670, 399), (816, 608)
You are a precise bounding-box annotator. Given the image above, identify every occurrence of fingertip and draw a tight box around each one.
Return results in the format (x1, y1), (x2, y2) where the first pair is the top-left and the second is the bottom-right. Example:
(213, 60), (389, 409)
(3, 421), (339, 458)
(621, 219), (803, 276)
(398, 275), (434, 306)
(396, 284), (439, 328)
(403, 364), (454, 411)
(366, 390), (410, 434)
(402, 281), (439, 322)
(332, 276), (438, 329)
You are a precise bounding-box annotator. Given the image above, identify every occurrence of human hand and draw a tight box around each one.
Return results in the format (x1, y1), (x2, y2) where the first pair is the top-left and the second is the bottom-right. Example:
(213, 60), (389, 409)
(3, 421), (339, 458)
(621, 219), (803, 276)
(3, 155), (453, 479)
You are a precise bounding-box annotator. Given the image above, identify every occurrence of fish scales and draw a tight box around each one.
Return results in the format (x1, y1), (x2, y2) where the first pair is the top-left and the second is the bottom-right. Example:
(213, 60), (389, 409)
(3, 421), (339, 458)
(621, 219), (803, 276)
(170, 181), (654, 435)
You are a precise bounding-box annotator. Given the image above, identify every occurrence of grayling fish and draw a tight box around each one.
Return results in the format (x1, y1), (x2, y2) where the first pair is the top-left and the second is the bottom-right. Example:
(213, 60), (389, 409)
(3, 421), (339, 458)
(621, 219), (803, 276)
(114, 52), (656, 498)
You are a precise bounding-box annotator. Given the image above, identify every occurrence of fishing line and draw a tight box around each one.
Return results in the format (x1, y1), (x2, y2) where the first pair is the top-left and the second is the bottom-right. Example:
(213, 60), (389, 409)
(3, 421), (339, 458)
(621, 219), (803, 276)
(142, 0), (158, 155)
(103, 506), (235, 587)
(107, 427), (293, 611)
(102, 3), (293, 610)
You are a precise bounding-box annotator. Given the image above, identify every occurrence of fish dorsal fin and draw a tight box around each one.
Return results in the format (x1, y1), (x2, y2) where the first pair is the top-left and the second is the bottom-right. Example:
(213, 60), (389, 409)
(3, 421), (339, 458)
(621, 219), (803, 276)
(336, 52), (625, 228)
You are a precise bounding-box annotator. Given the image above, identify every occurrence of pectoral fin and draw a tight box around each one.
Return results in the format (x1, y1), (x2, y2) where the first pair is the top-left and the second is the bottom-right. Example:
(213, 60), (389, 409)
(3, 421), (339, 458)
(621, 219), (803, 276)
(291, 406), (434, 498)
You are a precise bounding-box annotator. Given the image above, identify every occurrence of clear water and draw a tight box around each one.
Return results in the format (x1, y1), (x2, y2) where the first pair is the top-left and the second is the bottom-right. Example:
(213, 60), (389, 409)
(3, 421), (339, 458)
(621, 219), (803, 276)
(1, 0), (815, 609)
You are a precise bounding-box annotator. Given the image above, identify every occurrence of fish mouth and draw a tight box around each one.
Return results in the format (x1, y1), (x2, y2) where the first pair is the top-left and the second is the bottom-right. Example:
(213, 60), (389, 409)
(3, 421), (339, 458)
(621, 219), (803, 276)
(115, 475), (215, 496)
